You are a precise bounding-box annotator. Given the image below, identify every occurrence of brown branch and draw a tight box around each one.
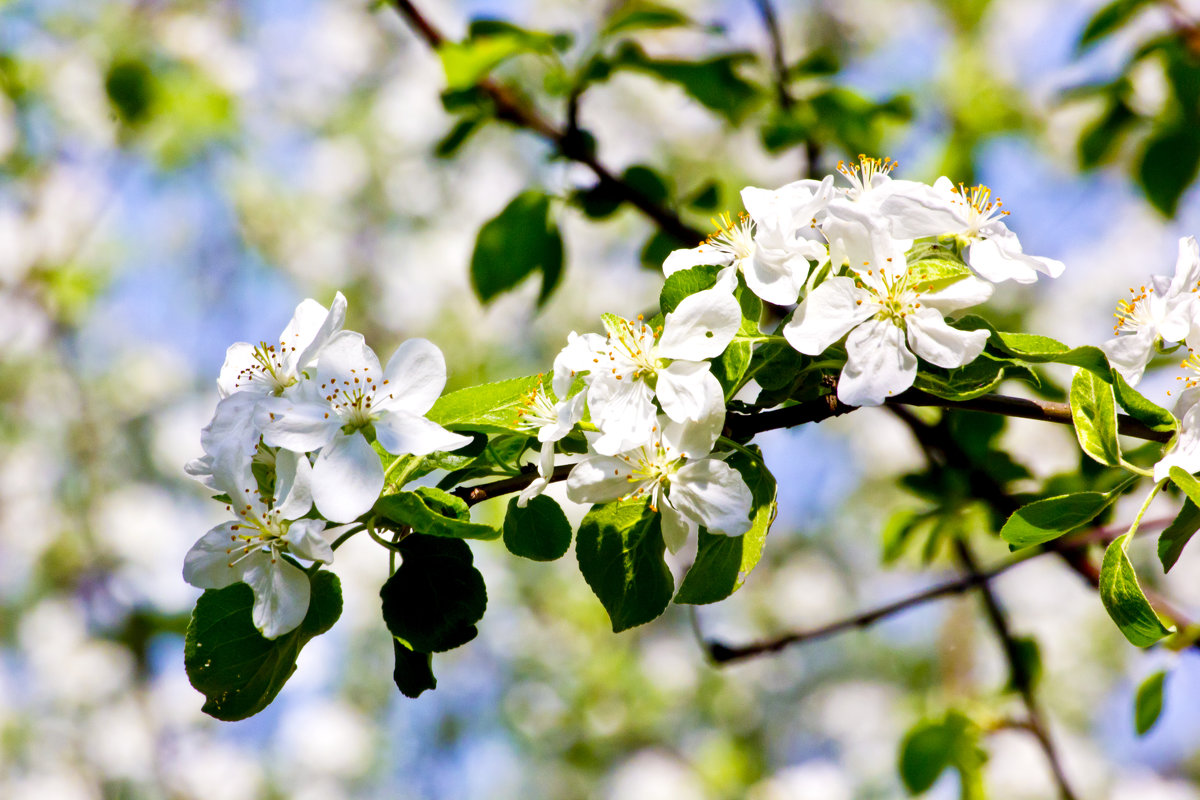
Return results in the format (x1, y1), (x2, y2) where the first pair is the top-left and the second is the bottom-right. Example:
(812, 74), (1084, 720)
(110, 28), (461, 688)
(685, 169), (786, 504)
(384, 0), (707, 245)
(751, 0), (792, 111)
(725, 388), (1174, 443)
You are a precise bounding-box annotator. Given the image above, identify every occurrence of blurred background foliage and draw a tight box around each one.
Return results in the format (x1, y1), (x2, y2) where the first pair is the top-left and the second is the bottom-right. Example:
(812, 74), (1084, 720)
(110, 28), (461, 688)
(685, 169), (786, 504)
(8, 0), (1200, 798)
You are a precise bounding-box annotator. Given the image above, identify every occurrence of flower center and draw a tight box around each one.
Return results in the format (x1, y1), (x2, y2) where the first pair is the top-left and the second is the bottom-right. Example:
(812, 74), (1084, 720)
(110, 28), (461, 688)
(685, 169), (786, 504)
(706, 212), (756, 262)
(1177, 348), (1200, 391)
(319, 367), (384, 430)
(948, 183), (1008, 235)
(599, 314), (663, 382)
(515, 383), (559, 432)
(837, 154), (896, 197)
(233, 341), (298, 395)
(1112, 285), (1155, 335)
(618, 434), (683, 513)
(856, 266), (922, 328)
(225, 498), (289, 567)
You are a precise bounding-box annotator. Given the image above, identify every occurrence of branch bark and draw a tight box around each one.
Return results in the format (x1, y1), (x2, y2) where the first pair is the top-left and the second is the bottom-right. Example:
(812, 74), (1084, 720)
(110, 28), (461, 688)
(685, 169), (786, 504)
(385, 0), (707, 245)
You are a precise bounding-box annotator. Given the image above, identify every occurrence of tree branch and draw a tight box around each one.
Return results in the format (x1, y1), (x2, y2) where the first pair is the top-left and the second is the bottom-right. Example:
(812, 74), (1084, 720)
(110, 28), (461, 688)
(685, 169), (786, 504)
(384, 0), (707, 245)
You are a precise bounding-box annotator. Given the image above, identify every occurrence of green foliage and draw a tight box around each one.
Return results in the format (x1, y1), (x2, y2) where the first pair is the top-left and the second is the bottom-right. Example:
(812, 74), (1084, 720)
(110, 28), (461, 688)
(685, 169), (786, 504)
(392, 639), (437, 699)
(503, 495), (573, 561)
(185, 571), (343, 721)
(660, 265), (720, 315)
(601, 1), (691, 37)
(374, 487), (500, 541)
(1070, 368), (1122, 468)
(470, 191), (564, 306)
(1100, 534), (1172, 647)
(1078, 0), (1155, 51)
(1135, 669), (1167, 735)
(105, 58), (154, 125)
(607, 42), (761, 124)
(913, 354), (1014, 401)
(428, 374), (543, 436)
(380, 534), (487, 653)
(1159, 497), (1200, 572)
(675, 447), (776, 604)
(898, 711), (986, 798)
(438, 23), (565, 90)
(1000, 488), (1122, 549)
(575, 498), (674, 632)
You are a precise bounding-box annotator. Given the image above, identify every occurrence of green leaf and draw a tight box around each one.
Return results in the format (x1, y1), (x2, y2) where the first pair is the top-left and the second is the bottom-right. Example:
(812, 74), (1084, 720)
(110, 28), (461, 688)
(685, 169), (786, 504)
(105, 58), (155, 125)
(622, 164), (670, 205)
(1078, 0), (1154, 51)
(1112, 371), (1177, 433)
(470, 191), (564, 306)
(1005, 635), (1043, 693)
(1134, 670), (1167, 735)
(1169, 465), (1200, 506)
(435, 116), (485, 158)
(675, 447), (776, 604)
(575, 498), (674, 632)
(906, 255), (971, 285)
(1000, 490), (1118, 549)
(602, 1), (690, 36)
(503, 495), (573, 561)
(1139, 124), (1200, 217)
(1159, 497), (1200, 572)
(428, 374), (543, 435)
(898, 712), (986, 796)
(1100, 534), (1172, 647)
(659, 264), (720, 315)
(1070, 368), (1122, 467)
(611, 42), (761, 123)
(392, 639), (437, 699)
(380, 534), (487, 652)
(913, 354), (1010, 401)
(185, 571), (343, 721)
(373, 488), (500, 541)
(438, 29), (556, 90)
(1079, 96), (1136, 168)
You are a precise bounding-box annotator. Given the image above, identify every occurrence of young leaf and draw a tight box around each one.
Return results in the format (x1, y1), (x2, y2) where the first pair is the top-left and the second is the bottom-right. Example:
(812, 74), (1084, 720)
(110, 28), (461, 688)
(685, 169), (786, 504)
(427, 374), (542, 436)
(1100, 534), (1172, 647)
(374, 489), (500, 540)
(503, 495), (573, 561)
(1159, 498), (1200, 572)
(1139, 123), (1200, 217)
(610, 42), (761, 123)
(393, 639), (437, 699)
(602, 1), (690, 36)
(575, 498), (674, 632)
(1000, 490), (1117, 549)
(659, 265), (720, 315)
(1078, 0), (1154, 51)
(1168, 466), (1200, 507)
(898, 712), (985, 796)
(470, 191), (564, 306)
(1135, 670), (1167, 735)
(1070, 368), (1122, 467)
(675, 447), (776, 604)
(380, 534), (487, 653)
(185, 571), (343, 721)
(1112, 371), (1176, 432)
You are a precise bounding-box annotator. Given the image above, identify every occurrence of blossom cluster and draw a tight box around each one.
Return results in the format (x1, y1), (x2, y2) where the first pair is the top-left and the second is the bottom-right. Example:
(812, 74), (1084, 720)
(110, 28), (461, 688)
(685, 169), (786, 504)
(1101, 236), (1200, 479)
(184, 295), (470, 638)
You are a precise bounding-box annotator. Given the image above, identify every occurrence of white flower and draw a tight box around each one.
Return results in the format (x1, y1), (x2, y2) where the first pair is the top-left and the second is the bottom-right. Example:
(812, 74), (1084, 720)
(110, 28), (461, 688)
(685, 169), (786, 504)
(558, 287), (741, 455)
(662, 177), (833, 305)
(184, 392), (263, 490)
(183, 449), (331, 639)
(218, 292), (347, 397)
(514, 382), (585, 508)
(258, 333), (471, 523)
(783, 264), (992, 406)
(1103, 236), (1200, 385)
(1154, 388), (1200, 481)
(878, 177), (1065, 284)
(566, 413), (751, 553)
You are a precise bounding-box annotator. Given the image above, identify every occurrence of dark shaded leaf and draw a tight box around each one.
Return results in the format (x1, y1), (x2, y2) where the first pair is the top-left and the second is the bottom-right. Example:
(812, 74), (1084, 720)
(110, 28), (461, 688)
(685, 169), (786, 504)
(381, 534), (487, 652)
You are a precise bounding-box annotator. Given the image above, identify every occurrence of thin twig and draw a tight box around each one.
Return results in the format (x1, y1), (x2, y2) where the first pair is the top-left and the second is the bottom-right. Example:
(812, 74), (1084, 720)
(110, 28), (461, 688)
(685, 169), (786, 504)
(751, 0), (793, 111)
(384, 0), (706, 245)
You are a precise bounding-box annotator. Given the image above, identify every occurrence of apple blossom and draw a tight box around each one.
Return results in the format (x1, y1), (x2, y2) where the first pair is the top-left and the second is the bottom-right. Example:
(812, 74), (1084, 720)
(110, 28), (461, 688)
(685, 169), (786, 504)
(183, 448), (331, 639)
(257, 332), (471, 523)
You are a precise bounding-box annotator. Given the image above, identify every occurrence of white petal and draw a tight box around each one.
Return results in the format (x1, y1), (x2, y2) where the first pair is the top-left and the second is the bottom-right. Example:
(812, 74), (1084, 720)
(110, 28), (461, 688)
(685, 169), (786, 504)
(782, 277), (876, 354)
(374, 409), (472, 456)
(661, 405), (725, 460)
(663, 244), (733, 276)
(587, 379), (656, 456)
(552, 331), (603, 397)
(539, 392), (585, 443)
(566, 456), (635, 504)
(315, 331), (382, 388)
(1155, 391), (1200, 481)
(183, 522), (249, 589)
(217, 342), (260, 398)
(905, 306), (989, 369)
(312, 432), (384, 523)
(273, 449), (313, 519)
(743, 246), (802, 305)
(1102, 329), (1156, 386)
(837, 319), (917, 406)
(657, 361), (724, 423)
(670, 458), (753, 536)
(243, 557), (311, 639)
(657, 287), (742, 361)
(377, 338), (449, 416)
(967, 233), (1064, 283)
(918, 276), (993, 314)
(284, 518), (333, 563)
(1169, 236), (1200, 296)
(517, 441), (557, 508)
(877, 182), (966, 239)
(258, 397), (340, 453)
(293, 291), (348, 370)
(659, 495), (694, 554)
(822, 199), (909, 274)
